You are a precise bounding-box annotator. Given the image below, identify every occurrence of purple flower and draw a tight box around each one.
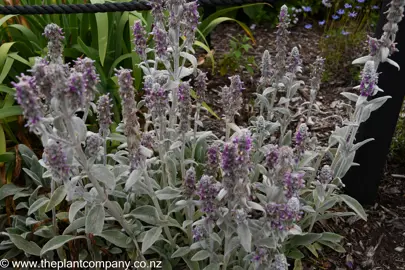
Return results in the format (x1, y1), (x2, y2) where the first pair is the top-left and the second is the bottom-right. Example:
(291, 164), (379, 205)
(13, 74), (43, 133)
(265, 201), (302, 231)
(192, 225), (207, 241)
(97, 94), (113, 137)
(372, 5), (379, 10)
(206, 144), (220, 176)
(43, 23), (64, 63)
(284, 171), (305, 199)
(43, 140), (70, 184)
(302, 6), (312, 12)
(355, 5), (362, 9)
(67, 71), (86, 111)
(344, 3), (352, 8)
(337, 9), (345, 15)
(181, 1), (200, 48)
(152, 26), (168, 59)
(357, 0), (364, 3)
(332, 14), (340, 20)
(29, 57), (52, 100)
(304, 24), (312, 29)
(319, 20), (326, 26)
(145, 82), (168, 118)
(368, 36), (380, 56)
(184, 167), (196, 198)
(349, 11), (358, 18)
(197, 175), (220, 215)
(220, 76), (244, 120)
(193, 69), (207, 103)
(132, 21), (147, 59)
(359, 61), (378, 97)
(279, 5), (290, 24)
(178, 82), (192, 133)
(85, 132), (103, 157)
(341, 30), (350, 35)
(260, 50), (272, 86)
(295, 123), (309, 150)
(73, 58), (99, 103)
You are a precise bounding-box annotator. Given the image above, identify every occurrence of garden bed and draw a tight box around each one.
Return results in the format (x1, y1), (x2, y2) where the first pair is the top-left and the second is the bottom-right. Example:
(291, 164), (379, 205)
(198, 22), (405, 270)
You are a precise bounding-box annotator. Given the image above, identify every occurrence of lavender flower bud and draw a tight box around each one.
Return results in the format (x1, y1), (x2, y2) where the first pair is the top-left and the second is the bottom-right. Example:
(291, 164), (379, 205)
(368, 36), (381, 56)
(85, 132), (103, 157)
(260, 50), (272, 86)
(73, 58), (99, 103)
(387, 0), (405, 24)
(184, 167), (196, 198)
(116, 68), (142, 171)
(284, 171), (305, 199)
(265, 144), (279, 170)
(221, 143), (238, 190)
(272, 254), (288, 270)
(29, 57), (52, 100)
(206, 144), (220, 176)
(279, 5), (290, 24)
(318, 165), (333, 184)
(192, 225), (207, 241)
(265, 202), (301, 231)
(97, 94), (113, 137)
(251, 248), (269, 265)
(47, 63), (69, 100)
(43, 140), (70, 183)
(287, 196), (301, 213)
(197, 175), (220, 215)
(43, 23), (64, 64)
(181, 1), (200, 48)
(287, 47), (302, 74)
(13, 74), (43, 133)
(309, 57), (325, 92)
(152, 26), (169, 60)
(141, 131), (156, 150)
(132, 21), (148, 60)
(220, 76), (244, 120)
(67, 71), (86, 111)
(359, 61), (379, 97)
(145, 83), (169, 118)
(193, 69), (207, 103)
(295, 123), (309, 152)
(178, 82), (192, 134)
(150, 0), (165, 26)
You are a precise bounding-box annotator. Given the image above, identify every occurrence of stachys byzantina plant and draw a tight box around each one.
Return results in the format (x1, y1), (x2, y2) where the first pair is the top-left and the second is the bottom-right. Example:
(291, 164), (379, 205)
(1, 0), (403, 269)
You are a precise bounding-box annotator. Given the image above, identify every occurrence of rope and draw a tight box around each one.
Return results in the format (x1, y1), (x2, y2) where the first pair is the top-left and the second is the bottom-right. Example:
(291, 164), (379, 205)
(0, 0), (273, 15)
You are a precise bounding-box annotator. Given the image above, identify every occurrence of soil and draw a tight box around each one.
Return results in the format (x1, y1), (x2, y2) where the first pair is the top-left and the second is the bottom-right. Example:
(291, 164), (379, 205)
(196, 22), (405, 270)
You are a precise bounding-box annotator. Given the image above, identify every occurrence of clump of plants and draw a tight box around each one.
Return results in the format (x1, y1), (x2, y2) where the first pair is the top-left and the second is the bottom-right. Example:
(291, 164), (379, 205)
(218, 34), (257, 76)
(0, 0), (403, 270)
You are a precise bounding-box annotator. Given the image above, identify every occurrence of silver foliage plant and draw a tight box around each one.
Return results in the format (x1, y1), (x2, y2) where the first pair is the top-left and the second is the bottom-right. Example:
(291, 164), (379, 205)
(5, 0), (403, 269)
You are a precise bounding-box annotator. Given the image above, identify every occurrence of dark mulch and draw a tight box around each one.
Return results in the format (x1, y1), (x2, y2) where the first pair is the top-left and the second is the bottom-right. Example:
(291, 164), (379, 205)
(196, 22), (405, 269)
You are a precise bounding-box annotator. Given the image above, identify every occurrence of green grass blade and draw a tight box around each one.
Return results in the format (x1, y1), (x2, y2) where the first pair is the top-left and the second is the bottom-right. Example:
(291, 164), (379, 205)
(91, 0), (109, 66)
(0, 105), (22, 119)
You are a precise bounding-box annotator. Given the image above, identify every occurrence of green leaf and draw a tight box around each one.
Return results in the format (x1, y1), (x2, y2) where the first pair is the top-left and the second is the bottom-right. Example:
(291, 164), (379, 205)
(0, 85), (15, 95)
(0, 57), (14, 84)
(41, 235), (83, 256)
(90, 0), (108, 66)
(108, 53), (133, 78)
(339, 194), (367, 221)
(0, 183), (25, 200)
(130, 205), (160, 225)
(0, 42), (15, 71)
(141, 227), (162, 253)
(237, 223), (251, 252)
(45, 185), (67, 212)
(0, 106), (22, 119)
(294, 259), (303, 270)
(0, 15), (16, 26)
(306, 244), (319, 258)
(155, 186), (182, 200)
(318, 240), (346, 253)
(8, 24), (40, 45)
(0, 152), (14, 163)
(290, 233), (322, 247)
(85, 204), (105, 234)
(28, 197), (50, 215)
(203, 264), (220, 270)
(190, 89), (219, 119)
(8, 234), (41, 256)
(63, 217), (85, 235)
(319, 232), (344, 243)
(97, 230), (133, 248)
(68, 200), (87, 223)
(191, 250), (210, 261)
(171, 246), (191, 258)
(202, 17), (255, 44)
(287, 249), (304, 259)
(90, 164), (115, 190)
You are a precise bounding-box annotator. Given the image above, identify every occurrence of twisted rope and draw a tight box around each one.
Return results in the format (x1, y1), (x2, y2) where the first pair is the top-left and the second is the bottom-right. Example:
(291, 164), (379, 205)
(0, 0), (273, 15)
